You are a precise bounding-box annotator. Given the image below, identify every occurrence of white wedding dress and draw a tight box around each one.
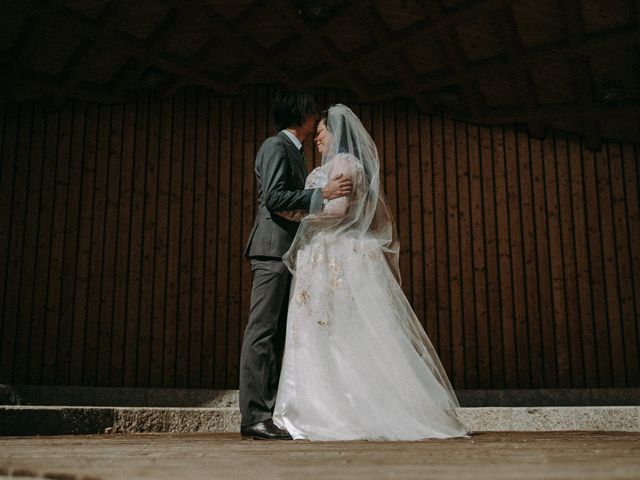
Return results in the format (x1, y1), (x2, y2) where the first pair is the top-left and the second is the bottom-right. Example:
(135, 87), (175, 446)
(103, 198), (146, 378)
(272, 152), (469, 441)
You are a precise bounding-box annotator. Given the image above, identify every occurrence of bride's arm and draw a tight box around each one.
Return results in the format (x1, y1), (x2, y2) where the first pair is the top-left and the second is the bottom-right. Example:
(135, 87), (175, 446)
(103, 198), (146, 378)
(319, 154), (357, 217)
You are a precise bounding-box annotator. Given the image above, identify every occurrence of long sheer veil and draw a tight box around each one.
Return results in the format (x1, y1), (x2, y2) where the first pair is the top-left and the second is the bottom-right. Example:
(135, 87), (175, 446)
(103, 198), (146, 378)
(283, 104), (400, 281)
(281, 104), (464, 420)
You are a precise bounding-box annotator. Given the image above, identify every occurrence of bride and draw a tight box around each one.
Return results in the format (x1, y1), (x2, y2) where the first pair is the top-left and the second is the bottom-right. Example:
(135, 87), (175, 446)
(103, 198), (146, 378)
(272, 104), (469, 441)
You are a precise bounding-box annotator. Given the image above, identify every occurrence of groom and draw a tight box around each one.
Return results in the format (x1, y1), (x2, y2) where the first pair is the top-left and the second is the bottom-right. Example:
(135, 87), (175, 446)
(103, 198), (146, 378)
(240, 91), (352, 440)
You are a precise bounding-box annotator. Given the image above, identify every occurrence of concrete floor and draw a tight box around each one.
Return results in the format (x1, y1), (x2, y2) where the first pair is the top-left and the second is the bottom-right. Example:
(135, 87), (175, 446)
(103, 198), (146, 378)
(1, 432), (639, 480)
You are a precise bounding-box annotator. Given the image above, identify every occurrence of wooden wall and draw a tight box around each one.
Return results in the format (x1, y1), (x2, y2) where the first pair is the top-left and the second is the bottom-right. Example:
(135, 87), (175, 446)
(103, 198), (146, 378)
(0, 86), (639, 389)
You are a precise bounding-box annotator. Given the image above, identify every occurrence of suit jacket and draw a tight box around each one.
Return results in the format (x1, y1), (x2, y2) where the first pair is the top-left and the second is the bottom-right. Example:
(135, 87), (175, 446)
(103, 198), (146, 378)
(244, 131), (316, 259)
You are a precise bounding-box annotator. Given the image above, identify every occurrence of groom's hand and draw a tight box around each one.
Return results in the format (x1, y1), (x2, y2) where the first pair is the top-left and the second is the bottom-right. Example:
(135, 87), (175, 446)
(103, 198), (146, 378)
(322, 173), (353, 200)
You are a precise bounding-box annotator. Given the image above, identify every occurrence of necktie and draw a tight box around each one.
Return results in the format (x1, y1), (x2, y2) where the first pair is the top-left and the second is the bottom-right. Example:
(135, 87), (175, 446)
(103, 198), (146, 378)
(299, 146), (305, 163)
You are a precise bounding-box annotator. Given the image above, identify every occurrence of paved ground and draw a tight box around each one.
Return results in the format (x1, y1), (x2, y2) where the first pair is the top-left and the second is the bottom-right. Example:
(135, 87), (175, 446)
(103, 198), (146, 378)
(1, 432), (639, 479)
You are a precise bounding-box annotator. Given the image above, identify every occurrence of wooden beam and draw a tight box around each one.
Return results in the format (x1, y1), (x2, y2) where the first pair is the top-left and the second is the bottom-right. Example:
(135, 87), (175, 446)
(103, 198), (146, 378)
(46, 0), (132, 109)
(8, 0), (234, 96)
(559, 0), (603, 150)
(307, 0), (515, 88)
(490, 6), (544, 139)
(199, 4), (301, 89)
(361, 25), (640, 102)
(0, 17), (44, 92)
(412, 0), (485, 117)
(271, 0), (373, 100)
(107, 3), (197, 101)
(352, 0), (435, 113)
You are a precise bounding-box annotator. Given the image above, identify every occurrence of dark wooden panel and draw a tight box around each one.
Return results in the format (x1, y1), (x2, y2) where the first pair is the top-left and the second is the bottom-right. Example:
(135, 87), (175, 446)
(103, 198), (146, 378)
(530, 133), (554, 387)
(124, 94), (148, 387)
(215, 96), (231, 387)
(408, 105), (425, 335)
(69, 102), (99, 385)
(55, 101), (86, 385)
(479, 126), (503, 388)
(30, 110), (61, 384)
(137, 93), (160, 387)
(175, 88), (196, 388)
(458, 122), (478, 389)
(493, 126), (518, 388)
(188, 88), (207, 388)
(469, 124), (490, 388)
(1, 103), (26, 382)
(42, 105), (71, 383)
(1, 86), (639, 389)
(621, 142), (640, 383)
(13, 104), (42, 384)
(583, 147), (612, 386)
(149, 97), (172, 387)
(609, 142), (639, 384)
(598, 143), (627, 387)
(202, 95), (222, 387)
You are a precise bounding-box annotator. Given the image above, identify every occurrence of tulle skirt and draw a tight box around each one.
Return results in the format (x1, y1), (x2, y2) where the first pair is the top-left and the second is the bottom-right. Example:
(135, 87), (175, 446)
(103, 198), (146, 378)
(273, 232), (469, 441)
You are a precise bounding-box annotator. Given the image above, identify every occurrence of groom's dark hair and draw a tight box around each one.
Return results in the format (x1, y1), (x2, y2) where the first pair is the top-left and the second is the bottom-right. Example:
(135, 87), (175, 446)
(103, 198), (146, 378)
(273, 90), (317, 131)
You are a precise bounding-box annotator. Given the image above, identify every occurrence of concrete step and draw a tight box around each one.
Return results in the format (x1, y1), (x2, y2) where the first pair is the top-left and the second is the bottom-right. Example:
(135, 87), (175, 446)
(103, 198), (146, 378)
(1, 405), (639, 436)
(3, 385), (640, 408)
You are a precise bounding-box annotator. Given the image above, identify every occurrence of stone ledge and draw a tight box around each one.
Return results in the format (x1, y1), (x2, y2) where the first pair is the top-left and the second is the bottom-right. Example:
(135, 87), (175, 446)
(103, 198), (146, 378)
(3, 386), (639, 408)
(1, 406), (638, 436)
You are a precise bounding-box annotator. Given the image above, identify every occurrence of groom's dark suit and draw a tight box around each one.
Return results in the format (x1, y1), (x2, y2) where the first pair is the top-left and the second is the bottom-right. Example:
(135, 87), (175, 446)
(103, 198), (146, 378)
(240, 131), (315, 427)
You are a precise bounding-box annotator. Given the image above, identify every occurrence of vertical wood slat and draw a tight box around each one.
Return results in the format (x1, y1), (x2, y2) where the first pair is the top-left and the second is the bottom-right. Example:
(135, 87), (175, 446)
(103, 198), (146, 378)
(239, 89), (256, 389)
(480, 126), (504, 388)
(621, 142), (640, 382)
(136, 93), (158, 387)
(124, 94), (148, 387)
(468, 124), (489, 388)
(144, 97), (160, 387)
(14, 104), (40, 385)
(30, 110), (61, 384)
(54, 100), (83, 385)
(201, 93), (219, 388)
(517, 127), (542, 388)
(69, 103), (98, 385)
(556, 133), (584, 387)
(150, 97), (172, 387)
(165, 91), (184, 387)
(609, 142), (639, 383)
(110, 102), (135, 386)
(188, 88), (207, 388)
(570, 140), (597, 386)
(504, 126), (529, 388)
(599, 142), (627, 387)
(97, 103), (123, 386)
(215, 96), (231, 387)
(1, 87), (639, 390)
(176, 88), (196, 388)
(445, 117), (463, 388)
(408, 105), (424, 335)
(494, 126), (518, 388)
(45, 105), (71, 384)
(531, 134), (556, 387)
(433, 114), (452, 377)
(1, 103), (24, 381)
(458, 122), (477, 388)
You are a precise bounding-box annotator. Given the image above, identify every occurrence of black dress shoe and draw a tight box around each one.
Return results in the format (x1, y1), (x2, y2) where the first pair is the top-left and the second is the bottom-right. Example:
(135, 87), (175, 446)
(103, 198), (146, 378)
(240, 418), (293, 440)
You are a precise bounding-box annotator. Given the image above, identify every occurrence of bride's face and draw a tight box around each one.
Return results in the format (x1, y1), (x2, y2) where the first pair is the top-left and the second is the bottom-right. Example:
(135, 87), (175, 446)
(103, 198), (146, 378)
(315, 119), (333, 155)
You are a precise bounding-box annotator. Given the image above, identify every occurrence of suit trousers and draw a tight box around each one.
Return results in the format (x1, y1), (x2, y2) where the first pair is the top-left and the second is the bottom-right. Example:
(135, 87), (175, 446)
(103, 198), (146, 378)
(239, 257), (292, 426)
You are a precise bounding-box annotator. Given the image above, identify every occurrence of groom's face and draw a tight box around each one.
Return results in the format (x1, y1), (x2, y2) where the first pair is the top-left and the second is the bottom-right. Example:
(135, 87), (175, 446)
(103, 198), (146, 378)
(300, 113), (318, 139)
